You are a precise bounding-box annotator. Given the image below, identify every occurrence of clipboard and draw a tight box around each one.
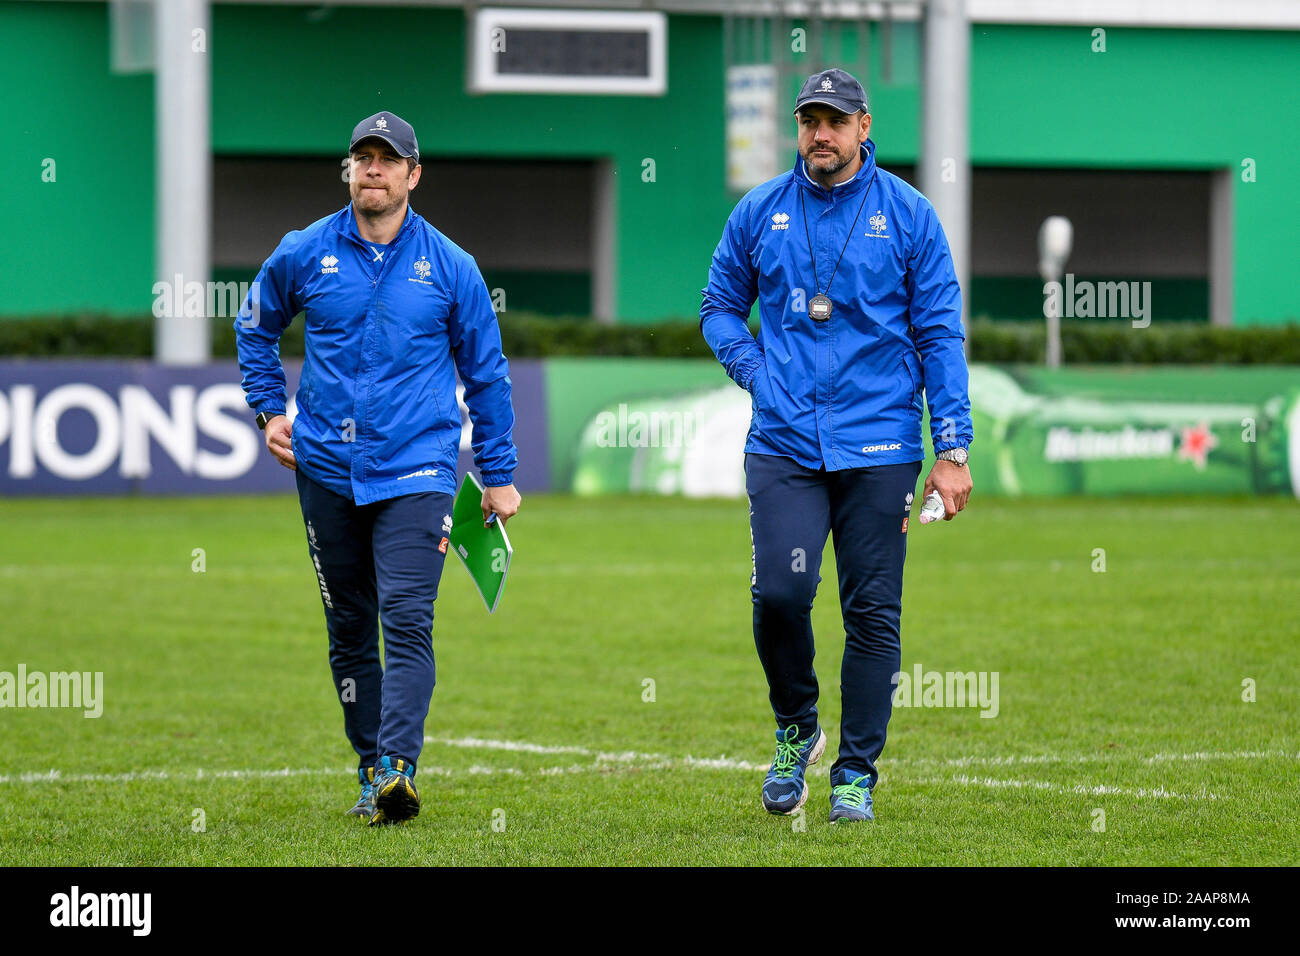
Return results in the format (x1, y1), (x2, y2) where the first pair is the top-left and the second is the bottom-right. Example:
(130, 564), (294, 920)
(449, 472), (512, 614)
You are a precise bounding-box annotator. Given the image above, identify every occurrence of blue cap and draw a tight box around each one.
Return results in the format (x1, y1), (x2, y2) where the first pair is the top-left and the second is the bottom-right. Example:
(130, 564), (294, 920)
(793, 68), (868, 115)
(349, 111), (420, 164)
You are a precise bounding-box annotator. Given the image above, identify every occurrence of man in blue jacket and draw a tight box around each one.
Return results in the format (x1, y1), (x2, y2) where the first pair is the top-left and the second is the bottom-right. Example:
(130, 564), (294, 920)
(235, 111), (520, 826)
(701, 69), (973, 823)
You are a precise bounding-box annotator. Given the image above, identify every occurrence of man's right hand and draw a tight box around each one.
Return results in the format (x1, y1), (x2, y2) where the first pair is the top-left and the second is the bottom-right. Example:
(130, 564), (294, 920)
(264, 415), (296, 470)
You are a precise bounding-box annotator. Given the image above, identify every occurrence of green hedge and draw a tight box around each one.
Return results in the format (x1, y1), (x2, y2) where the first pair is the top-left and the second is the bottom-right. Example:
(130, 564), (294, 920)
(2, 314), (1299, 364)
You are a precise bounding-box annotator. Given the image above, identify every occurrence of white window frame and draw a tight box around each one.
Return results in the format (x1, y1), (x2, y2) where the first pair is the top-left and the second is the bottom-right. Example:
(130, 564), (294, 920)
(469, 8), (667, 96)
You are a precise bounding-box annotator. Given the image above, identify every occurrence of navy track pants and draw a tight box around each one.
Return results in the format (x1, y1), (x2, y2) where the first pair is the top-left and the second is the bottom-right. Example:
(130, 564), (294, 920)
(295, 469), (453, 776)
(745, 452), (922, 787)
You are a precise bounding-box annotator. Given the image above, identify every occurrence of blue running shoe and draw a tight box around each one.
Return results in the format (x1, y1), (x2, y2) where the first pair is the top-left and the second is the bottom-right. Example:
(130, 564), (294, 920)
(829, 773), (874, 823)
(368, 756), (419, 827)
(761, 724), (826, 815)
(345, 766), (376, 819)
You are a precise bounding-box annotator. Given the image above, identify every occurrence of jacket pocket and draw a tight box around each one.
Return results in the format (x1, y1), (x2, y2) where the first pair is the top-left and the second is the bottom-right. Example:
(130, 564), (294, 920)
(750, 359), (772, 420)
(899, 349), (921, 411)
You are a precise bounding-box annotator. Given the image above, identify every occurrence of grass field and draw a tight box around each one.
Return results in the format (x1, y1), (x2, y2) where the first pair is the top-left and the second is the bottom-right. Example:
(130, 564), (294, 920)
(1, 492), (1297, 866)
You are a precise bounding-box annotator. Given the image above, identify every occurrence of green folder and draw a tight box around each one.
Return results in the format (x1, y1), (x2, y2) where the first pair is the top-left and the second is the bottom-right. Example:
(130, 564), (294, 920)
(449, 473), (512, 614)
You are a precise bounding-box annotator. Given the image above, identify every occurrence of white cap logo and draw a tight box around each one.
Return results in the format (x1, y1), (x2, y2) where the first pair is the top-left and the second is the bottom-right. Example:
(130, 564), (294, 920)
(375, 117), (388, 130)
(820, 77), (834, 91)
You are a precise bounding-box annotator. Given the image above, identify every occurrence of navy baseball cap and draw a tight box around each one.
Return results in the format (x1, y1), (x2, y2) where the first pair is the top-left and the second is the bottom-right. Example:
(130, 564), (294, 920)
(793, 68), (868, 115)
(349, 111), (420, 164)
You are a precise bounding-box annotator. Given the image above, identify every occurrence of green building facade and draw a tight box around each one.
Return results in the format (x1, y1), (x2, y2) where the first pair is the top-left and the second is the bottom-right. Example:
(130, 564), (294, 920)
(3, 1), (1297, 324)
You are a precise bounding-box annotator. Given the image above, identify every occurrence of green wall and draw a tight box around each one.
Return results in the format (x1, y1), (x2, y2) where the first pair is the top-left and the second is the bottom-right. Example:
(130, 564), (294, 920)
(1, 1), (155, 315)
(206, 4), (735, 324)
(2, 3), (1297, 324)
(967, 25), (1300, 326)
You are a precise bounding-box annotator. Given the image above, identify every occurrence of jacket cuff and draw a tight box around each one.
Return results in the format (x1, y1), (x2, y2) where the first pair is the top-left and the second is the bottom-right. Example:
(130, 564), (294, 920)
(735, 354), (764, 393)
(480, 471), (514, 487)
(932, 437), (973, 454)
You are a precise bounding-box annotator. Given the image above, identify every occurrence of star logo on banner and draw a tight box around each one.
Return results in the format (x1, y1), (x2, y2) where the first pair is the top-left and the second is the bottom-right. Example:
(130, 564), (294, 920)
(1177, 421), (1218, 470)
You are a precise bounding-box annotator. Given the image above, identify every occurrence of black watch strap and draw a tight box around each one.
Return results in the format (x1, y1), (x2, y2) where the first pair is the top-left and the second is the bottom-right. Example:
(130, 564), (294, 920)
(255, 411), (280, 430)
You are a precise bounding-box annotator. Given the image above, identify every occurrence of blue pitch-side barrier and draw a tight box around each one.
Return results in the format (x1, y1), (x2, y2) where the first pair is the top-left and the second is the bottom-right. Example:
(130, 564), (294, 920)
(0, 360), (551, 496)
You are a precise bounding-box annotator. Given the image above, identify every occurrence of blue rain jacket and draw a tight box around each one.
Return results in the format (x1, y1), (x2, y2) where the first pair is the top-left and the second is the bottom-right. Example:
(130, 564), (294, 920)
(701, 140), (972, 470)
(235, 204), (516, 504)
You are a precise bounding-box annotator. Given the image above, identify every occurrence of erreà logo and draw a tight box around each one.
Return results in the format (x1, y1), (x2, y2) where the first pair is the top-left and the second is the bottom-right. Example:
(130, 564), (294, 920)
(320, 254), (339, 274)
(770, 212), (789, 231)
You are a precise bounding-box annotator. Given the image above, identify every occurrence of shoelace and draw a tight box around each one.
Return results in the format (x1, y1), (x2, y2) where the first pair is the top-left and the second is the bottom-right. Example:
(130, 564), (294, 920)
(770, 727), (804, 779)
(377, 759), (413, 780)
(831, 775), (872, 809)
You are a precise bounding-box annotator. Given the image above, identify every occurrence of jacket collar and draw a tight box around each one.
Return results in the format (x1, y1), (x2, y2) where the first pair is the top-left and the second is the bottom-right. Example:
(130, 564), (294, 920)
(794, 139), (877, 199)
(331, 202), (418, 249)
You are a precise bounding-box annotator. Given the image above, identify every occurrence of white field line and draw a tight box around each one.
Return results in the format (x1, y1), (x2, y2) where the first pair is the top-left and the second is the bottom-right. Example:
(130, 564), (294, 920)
(0, 765), (1220, 800)
(0, 765), (519, 785)
(430, 735), (1295, 771)
(887, 748), (1297, 769)
(4, 736), (1282, 800)
(428, 735), (768, 771)
(906, 775), (1219, 801)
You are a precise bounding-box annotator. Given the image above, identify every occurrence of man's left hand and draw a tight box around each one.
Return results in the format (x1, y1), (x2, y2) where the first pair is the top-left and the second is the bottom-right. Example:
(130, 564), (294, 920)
(922, 460), (973, 521)
(481, 483), (521, 527)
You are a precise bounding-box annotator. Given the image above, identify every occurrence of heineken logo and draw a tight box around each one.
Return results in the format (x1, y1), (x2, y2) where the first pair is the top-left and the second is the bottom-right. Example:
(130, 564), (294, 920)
(1044, 423), (1217, 468)
(1045, 426), (1174, 462)
(1177, 422), (1218, 471)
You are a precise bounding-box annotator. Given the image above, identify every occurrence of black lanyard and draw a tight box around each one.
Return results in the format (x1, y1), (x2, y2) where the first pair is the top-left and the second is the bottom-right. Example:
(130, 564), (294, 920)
(798, 169), (876, 321)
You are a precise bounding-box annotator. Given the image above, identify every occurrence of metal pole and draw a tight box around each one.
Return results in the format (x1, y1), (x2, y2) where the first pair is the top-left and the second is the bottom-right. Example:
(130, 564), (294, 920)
(1038, 216), (1073, 369)
(881, 1), (893, 85)
(920, 0), (970, 351)
(154, 0), (211, 365)
(1044, 286), (1062, 368)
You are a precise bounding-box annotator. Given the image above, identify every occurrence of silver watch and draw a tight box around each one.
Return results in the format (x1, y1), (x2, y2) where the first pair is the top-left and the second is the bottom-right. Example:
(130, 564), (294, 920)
(936, 447), (969, 467)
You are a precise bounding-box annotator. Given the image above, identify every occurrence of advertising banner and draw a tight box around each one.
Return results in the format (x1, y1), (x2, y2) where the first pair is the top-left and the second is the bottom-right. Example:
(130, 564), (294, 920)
(726, 64), (781, 193)
(550, 361), (1300, 499)
(3, 358), (1296, 499)
(0, 360), (549, 496)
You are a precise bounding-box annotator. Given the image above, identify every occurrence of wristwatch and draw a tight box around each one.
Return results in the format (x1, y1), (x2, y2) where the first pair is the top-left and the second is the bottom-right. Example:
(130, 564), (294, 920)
(936, 447), (969, 467)
(255, 411), (281, 430)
